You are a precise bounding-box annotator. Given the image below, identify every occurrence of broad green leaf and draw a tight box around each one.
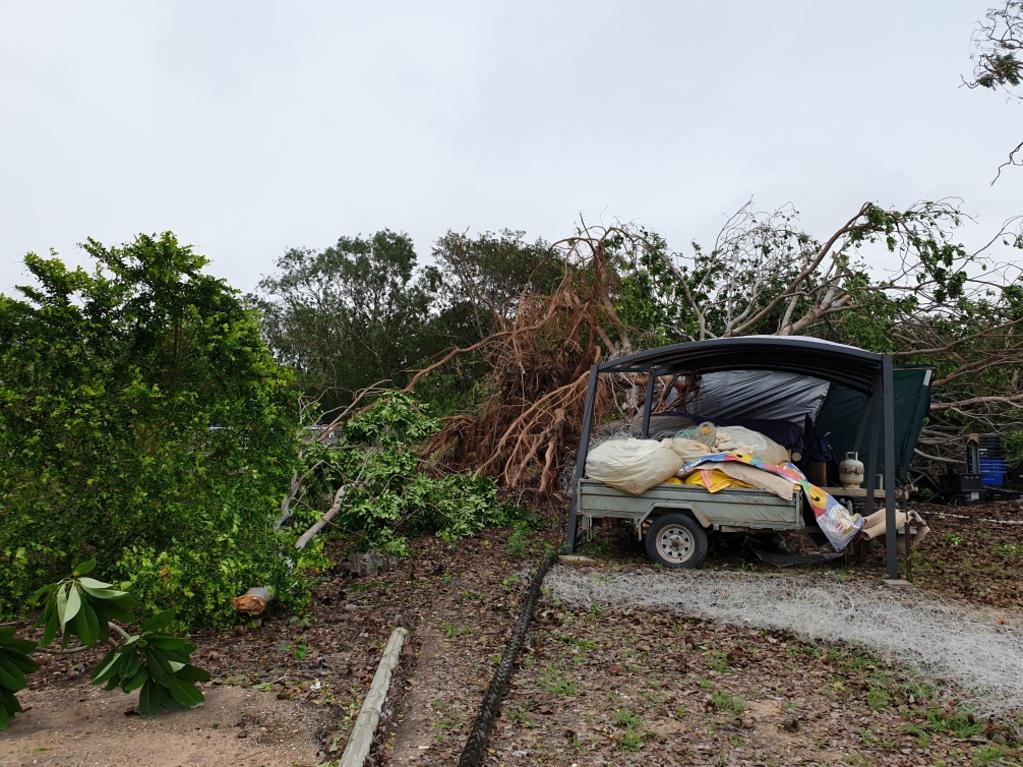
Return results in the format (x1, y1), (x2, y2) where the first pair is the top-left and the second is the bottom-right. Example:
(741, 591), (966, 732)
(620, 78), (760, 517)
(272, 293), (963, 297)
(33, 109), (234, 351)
(121, 667), (148, 693)
(61, 585), (82, 633)
(77, 577), (115, 591)
(55, 585), (68, 630)
(31, 583), (56, 604)
(138, 679), (165, 717)
(95, 597), (135, 624)
(122, 651), (141, 681)
(0, 637), (35, 655)
(0, 649), (38, 675)
(144, 649), (173, 686)
(73, 559), (96, 576)
(90, 648), (121, 684)
(175, 664), (211, 683)
(74, 601), (100, 647)
(1, 692), (22, 715)
(140, 610), (175, 634)
(148, 637), (188, 653)
(38, 597), (54, 627)
(40, 606), (59, 647)
(0, 656), (26, 691)
(163, 674), (203, 708)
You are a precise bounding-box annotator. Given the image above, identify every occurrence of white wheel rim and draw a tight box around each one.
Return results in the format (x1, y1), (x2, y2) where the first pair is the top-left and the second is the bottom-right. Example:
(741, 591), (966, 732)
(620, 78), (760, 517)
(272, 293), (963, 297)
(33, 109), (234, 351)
(657, 525), (695, 564)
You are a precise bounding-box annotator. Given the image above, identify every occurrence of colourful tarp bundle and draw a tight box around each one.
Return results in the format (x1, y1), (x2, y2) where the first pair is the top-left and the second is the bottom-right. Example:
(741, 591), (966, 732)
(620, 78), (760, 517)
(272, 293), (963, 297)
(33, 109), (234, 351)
(679, 452), (864, 550)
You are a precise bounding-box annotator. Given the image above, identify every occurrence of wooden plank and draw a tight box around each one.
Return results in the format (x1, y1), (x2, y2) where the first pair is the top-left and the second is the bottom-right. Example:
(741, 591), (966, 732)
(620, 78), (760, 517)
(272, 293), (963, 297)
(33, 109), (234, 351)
(340, 627), (408, 767)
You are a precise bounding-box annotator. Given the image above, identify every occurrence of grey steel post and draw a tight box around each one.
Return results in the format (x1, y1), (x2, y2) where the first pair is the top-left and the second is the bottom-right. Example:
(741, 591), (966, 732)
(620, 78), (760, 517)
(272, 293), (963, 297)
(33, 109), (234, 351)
(640, 372), (656, 438)
(882, 355), (898, 580)
(566, 364), (600, 551)
(862, 388), (881, 520)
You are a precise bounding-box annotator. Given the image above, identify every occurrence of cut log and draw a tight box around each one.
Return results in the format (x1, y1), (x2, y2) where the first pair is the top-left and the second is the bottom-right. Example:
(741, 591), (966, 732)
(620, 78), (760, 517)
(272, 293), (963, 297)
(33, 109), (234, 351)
(232, 586), (275, 616)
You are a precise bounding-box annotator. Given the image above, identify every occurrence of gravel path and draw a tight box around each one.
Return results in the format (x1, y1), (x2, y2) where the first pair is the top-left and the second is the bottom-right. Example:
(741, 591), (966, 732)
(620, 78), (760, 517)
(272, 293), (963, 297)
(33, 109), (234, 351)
(546, 565), (1023, 717)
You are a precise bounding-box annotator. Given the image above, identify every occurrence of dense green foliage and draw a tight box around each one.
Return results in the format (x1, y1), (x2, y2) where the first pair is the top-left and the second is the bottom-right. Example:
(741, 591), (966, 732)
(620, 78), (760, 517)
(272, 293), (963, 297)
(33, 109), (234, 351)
(252, 231), (442, 414)
(0, 234), (306, 628)
(253, 229), (560, 413)
(290, 392), (515, 555)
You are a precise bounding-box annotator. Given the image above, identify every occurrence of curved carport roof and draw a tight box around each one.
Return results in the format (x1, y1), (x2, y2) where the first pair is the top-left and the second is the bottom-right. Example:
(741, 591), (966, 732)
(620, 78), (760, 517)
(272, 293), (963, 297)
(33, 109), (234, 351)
(599, 335), (884, 394)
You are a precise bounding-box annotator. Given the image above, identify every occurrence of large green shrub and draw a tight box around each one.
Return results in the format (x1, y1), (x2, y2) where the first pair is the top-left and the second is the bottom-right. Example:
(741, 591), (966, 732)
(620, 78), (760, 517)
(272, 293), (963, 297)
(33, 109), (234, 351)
(0, 234), (305, 628)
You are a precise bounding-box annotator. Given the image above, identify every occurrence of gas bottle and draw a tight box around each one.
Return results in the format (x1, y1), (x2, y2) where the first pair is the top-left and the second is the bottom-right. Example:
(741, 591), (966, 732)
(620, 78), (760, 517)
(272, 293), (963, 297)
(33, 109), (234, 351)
(839, 451), (865, 489)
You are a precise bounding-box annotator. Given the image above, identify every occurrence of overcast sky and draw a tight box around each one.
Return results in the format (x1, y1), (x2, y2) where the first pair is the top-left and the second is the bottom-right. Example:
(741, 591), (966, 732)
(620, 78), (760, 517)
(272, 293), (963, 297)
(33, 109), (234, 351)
(2, 1), (1021, 295)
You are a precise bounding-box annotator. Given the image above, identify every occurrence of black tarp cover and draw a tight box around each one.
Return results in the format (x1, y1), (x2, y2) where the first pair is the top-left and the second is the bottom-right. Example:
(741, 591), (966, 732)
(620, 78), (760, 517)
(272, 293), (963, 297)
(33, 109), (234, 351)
(684, 370), (831, 425)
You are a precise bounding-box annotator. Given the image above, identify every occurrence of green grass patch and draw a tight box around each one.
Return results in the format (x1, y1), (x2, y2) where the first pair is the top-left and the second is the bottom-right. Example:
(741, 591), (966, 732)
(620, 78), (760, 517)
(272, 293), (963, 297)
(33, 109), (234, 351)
(710, 691), (745, 715)
(539, 666), (579, 696)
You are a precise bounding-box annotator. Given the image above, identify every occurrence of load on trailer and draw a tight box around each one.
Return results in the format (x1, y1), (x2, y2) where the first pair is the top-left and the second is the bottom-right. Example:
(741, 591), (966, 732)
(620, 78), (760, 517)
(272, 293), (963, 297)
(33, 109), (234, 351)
(566, 336), (933, 580)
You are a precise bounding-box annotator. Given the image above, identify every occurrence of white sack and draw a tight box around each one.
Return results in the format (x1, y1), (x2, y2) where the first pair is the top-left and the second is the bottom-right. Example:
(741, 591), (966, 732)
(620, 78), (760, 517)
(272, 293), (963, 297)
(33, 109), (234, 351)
(661, 437), (716, 462)
(585, 439), (684, 495)
(714, 426), (790, 465)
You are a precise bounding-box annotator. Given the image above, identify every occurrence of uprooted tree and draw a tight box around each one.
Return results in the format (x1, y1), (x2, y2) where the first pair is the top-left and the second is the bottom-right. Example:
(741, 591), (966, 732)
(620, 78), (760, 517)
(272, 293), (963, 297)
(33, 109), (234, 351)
(405, 200), (1023, 496)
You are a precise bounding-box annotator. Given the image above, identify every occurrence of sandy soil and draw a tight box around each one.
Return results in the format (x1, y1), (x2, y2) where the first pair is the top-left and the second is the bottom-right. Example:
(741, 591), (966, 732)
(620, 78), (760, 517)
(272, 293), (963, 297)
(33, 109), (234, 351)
(0, 684), (330, 767)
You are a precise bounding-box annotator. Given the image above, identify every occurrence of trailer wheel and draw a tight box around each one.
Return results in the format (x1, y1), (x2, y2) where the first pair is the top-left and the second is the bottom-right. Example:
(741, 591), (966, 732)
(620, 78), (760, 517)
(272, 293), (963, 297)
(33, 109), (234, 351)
(645, 513), (708, 568)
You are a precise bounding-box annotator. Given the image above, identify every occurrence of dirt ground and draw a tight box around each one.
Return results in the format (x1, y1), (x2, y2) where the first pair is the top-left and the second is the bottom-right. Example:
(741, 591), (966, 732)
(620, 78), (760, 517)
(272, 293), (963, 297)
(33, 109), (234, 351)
(0, 684), (329, 767)
(2, 500), (1021, 766)
(0, 528), (541, 767)
(908, 501), (1023, 609)
(485, 604), (1023, 767)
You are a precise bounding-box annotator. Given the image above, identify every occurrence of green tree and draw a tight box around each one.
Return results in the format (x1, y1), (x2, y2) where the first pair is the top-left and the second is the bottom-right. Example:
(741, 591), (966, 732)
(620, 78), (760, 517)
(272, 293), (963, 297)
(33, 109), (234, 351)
(431, 229), (562, 337)
(252, 231), (439, 414)
(0, 233), (304, 628)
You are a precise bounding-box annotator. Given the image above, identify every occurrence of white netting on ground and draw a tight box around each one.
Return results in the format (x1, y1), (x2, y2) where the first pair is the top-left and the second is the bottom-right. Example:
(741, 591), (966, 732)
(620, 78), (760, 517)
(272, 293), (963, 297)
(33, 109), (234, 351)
(546, 566), (1023, 717)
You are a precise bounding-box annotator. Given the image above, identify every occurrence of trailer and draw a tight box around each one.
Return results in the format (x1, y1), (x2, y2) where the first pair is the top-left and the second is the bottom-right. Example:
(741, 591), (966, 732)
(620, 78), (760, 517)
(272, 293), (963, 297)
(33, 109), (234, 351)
(577, 478), (805, 567)
(566, 336), (933, 580)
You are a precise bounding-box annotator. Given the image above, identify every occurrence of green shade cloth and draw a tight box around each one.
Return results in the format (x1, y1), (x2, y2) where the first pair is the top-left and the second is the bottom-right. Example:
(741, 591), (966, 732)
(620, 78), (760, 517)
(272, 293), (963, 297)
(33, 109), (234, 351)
(814, 368), (931, 483)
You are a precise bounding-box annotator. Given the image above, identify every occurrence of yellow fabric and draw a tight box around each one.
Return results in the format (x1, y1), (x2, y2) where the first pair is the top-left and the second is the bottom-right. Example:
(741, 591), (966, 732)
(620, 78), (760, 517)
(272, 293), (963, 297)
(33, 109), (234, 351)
(683, 468), (753, 494)
(711, 461), (797, 500)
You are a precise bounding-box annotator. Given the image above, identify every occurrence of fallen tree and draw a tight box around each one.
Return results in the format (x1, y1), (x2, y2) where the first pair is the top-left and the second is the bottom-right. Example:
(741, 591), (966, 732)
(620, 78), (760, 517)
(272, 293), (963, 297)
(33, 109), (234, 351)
(409, 227), (643, 497)
(405, 202), (1023, 495)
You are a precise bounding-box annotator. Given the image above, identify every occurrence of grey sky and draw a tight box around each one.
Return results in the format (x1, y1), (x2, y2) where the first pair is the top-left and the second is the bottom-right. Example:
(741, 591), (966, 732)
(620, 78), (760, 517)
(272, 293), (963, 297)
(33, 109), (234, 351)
(2, 1), (1021, 295)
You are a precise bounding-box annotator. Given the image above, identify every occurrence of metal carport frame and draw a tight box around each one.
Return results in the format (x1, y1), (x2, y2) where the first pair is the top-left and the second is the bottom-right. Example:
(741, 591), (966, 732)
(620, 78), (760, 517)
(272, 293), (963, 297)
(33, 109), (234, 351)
(565, 336), (902, 580)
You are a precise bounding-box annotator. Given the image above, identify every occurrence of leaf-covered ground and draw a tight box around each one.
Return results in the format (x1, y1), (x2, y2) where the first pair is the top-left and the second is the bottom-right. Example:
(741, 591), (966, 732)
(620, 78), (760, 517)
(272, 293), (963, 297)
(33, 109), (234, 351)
(908, 501), (1023, 610)
(3, 499), (1021, 766)
(485, 603), (1023, 766)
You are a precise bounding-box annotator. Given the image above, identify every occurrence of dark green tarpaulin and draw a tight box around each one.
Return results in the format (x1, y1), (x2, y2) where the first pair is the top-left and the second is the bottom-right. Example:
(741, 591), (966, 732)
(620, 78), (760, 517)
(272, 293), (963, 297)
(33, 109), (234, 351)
(813, 368), (932, 483)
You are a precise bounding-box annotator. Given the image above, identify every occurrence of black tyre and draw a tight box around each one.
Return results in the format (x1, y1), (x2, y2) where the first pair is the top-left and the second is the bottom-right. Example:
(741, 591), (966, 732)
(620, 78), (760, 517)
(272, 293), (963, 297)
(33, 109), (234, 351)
(645, 513), (709, 568)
